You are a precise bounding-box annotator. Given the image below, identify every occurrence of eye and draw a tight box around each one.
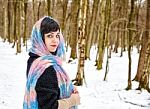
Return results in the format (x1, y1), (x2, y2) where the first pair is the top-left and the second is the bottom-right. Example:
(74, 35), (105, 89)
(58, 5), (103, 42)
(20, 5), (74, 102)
(47, 34), (53, 38)
(56, 34), (60, 38)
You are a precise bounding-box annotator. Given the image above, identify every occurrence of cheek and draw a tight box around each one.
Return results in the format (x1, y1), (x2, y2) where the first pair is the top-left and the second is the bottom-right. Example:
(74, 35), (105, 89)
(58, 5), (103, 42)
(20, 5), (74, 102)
(57, 39), (60, 45)
(44, 39), (51, 47)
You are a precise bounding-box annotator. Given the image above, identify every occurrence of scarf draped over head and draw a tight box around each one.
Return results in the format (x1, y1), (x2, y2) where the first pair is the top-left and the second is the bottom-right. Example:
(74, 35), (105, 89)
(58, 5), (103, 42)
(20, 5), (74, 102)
(23, 16), (77, 109)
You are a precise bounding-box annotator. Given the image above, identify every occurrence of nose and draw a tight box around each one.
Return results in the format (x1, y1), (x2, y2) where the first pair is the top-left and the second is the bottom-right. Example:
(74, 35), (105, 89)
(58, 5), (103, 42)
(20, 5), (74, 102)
(52, 36), (58, 42)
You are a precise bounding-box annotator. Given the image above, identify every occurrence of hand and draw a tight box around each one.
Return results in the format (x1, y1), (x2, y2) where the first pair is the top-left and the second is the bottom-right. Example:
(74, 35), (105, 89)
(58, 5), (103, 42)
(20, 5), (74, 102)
(69, 93), (80, 105)
(58, 93), (80, 109)
(73, 86), (79, 94)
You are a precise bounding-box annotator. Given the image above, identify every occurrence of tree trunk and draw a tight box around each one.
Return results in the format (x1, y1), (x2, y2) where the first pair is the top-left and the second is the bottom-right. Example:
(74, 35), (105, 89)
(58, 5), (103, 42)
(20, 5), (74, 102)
(133, 0), (149, 82)
(126, 0), (134, 90)
(69, 0), (79, 61)
(137, 0), (150, 92)
(96, 0), (106, 70)
(103, 0), (111, 81)
(46, 0), (51, 16)
(135, 0), (142, 53)
(12, 1), (17, 48)
(37, 1), (41, 20)
(51, 0), (55, 17)
(54, 0), (68, 33)
(4, 0), (8, 42)
(7, 0), (11, 43)
(85, 0), (100, 59)
(32, 0), (36, 23)
(23, 0), (28, 48)
(122, 0), (128, 52)
(0, 0), (4, 39)
(61, 0), (68, 32)
(113, 30), (119, 53)
(16, 1), (21, 53)
(72, 0), (88, 86)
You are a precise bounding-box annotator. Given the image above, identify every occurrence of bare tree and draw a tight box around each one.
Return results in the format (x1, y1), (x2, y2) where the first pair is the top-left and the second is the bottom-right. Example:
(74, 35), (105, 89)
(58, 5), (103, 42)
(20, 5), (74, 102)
(0, 0), (4, 39)
(32, 0), (36, 23)
(46, 0), (51, 16)
(103, 0), (111, 81)
(72, 0), (88, 86)
(16, 0), (21, 53)
(37, 1), (41, 20)
(4, 0), (8, 42)
(96, 0), (107, 70)
(135, 0), (142, 53)
(7, 0), (11, 43)
(23, 0), (28, 48)
(85, 0), (100, 59)
(12, 1), (17, 48)
(133, 0), (149, 83)
(68, 0), (80, 61)
(54, 0), (68, 33)
(126, 0), (135, 90)
(136, 0), (150, 92)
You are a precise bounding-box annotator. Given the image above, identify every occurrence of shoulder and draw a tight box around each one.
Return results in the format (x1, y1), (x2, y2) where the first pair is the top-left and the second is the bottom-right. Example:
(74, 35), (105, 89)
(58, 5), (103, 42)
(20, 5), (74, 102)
(26, 52), (39, 76)
(27, 52), (39, 65)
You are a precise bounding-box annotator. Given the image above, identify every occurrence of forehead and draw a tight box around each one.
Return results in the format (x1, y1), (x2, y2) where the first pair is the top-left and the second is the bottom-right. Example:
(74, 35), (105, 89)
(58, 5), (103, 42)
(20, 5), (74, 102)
(45, 30), (60, 35)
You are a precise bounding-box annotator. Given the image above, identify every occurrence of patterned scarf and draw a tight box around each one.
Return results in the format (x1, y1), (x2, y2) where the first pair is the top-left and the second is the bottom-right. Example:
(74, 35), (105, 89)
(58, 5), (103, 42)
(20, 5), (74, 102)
(23, 16), (77, 109)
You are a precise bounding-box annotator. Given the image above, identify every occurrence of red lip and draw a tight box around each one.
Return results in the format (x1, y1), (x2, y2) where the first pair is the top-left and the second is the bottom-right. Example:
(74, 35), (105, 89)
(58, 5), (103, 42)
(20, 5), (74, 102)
(51, 45), (57, 47)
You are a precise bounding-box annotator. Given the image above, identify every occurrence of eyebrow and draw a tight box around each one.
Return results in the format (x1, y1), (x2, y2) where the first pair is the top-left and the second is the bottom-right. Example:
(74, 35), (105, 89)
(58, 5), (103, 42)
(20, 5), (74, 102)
(46, 32), (60, 35)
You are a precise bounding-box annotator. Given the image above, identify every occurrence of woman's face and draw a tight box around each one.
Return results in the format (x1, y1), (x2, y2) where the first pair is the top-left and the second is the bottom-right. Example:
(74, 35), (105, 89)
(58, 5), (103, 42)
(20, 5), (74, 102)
(44, 30), (60, 53)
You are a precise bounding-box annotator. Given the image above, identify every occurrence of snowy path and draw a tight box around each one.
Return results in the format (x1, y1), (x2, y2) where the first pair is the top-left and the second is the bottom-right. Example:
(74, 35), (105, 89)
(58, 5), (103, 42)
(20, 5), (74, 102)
(0, 40), (150, 109)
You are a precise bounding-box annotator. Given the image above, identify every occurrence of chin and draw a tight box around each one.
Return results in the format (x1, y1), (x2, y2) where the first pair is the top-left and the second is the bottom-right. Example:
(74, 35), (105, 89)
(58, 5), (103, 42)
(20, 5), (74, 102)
(49, 49), (56, 52)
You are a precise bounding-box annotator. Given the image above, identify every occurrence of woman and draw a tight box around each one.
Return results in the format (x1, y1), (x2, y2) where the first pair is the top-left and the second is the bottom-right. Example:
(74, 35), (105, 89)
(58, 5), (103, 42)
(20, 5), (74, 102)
(23, 16), (80, 109)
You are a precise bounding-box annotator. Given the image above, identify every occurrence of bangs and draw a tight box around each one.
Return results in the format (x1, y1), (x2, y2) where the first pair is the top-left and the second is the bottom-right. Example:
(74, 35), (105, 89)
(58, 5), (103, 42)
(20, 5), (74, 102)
(40, 17), (60, 35)
(45, 21), (60, 33)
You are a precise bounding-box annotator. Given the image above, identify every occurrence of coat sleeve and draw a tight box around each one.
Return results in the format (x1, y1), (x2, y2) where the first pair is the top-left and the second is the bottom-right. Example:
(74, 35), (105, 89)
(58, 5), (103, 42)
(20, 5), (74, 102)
(35, 66), (60, 109)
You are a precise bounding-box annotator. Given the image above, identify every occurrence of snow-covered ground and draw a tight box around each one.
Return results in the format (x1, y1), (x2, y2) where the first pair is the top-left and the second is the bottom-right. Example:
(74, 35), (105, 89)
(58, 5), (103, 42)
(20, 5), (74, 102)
(0, 39), (150, 109)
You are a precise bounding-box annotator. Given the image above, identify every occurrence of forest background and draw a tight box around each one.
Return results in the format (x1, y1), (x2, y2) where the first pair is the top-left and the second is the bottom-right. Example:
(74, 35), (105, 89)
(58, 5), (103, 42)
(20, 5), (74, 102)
(0, 0), (150, 92)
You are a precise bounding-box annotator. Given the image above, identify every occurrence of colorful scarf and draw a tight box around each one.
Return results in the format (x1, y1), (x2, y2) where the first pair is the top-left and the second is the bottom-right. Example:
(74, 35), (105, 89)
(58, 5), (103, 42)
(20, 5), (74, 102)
(23, 16), (77, 109)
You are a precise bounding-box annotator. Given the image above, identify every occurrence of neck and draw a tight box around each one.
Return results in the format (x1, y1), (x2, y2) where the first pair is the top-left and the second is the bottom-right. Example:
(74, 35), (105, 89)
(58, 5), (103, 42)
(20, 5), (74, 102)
(50, 51), (56, 55)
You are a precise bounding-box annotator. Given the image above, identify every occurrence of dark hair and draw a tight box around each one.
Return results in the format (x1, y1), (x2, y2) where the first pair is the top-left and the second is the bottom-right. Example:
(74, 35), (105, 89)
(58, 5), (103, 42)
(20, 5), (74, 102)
(40, 17), (60, 41)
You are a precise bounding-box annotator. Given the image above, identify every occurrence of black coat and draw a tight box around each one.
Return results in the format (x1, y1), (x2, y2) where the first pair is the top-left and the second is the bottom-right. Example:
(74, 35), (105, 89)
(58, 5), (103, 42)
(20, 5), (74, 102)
(26, 52), (60, 109)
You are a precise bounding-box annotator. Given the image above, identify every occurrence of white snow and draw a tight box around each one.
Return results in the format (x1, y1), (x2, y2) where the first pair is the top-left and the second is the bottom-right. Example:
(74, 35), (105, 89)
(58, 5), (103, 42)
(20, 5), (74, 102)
(0, 38), (150, 109)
